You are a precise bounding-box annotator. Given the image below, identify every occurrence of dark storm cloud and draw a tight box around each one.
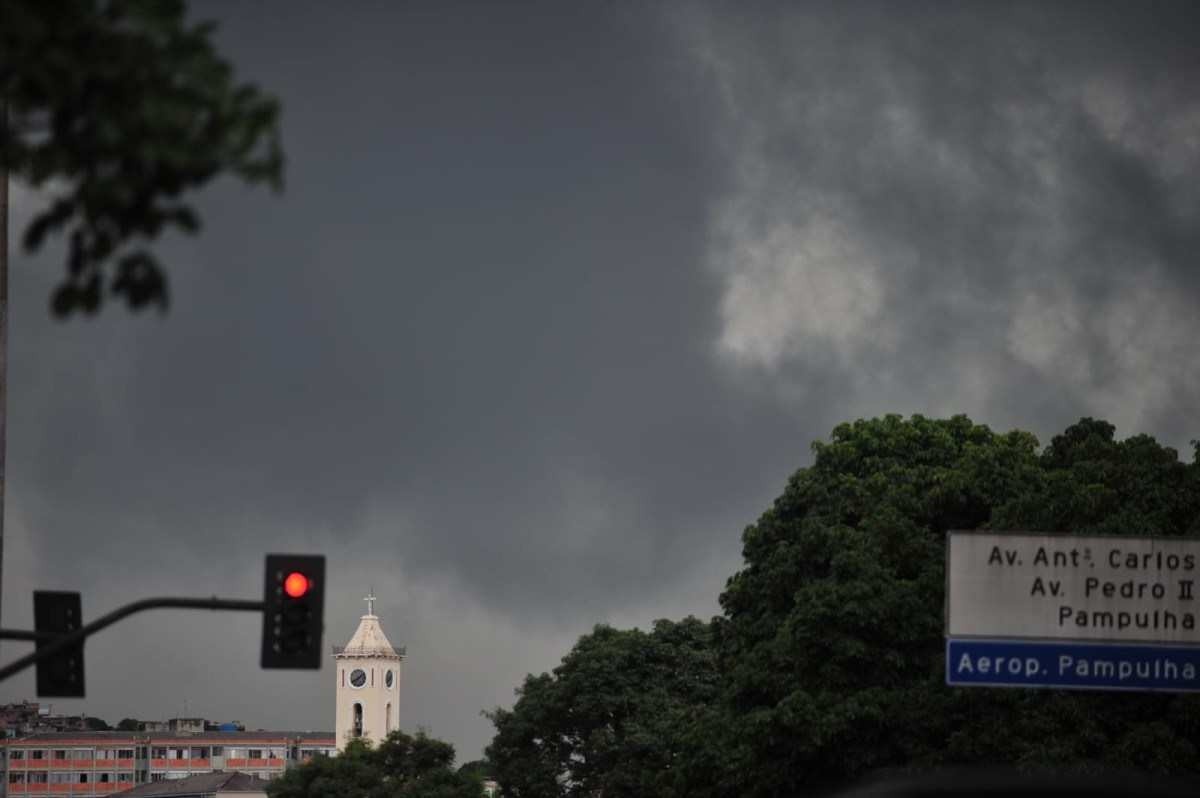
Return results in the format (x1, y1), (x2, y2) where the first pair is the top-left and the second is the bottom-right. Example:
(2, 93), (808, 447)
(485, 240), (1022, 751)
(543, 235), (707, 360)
(3, 1), (797, 756)
(679, 1), (1200, 449)
(4, 0), (1199, 759)
(11, 1), (774, 601)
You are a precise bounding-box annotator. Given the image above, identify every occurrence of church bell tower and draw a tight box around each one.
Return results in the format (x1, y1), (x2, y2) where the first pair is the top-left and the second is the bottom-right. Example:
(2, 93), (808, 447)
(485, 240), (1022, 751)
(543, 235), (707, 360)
(334, 592), (405, 751)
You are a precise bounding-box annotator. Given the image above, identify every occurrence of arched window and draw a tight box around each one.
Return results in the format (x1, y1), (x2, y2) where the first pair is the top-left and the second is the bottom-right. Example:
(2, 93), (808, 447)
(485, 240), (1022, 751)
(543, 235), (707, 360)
(353, 703), (363, 738)
(385, 704), (392, 734)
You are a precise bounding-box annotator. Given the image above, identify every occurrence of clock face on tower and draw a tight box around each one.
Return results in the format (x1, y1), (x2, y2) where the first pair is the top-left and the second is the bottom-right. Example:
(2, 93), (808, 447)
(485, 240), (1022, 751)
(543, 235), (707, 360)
(350, 668), (367, 688)
(385, 670), (394, 689)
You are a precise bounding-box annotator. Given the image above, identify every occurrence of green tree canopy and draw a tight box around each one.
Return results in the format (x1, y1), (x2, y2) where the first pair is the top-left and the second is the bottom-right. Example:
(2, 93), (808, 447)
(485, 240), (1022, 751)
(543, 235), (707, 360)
(713, 415), (1200, 796)
(486, 416), (1200, 796)
(1, 0), (283, 316)
(486, 617), (720, 798)
(456, 759), (494, 787)
(267, 731), (480, 798)
(114, 718), (140, 731)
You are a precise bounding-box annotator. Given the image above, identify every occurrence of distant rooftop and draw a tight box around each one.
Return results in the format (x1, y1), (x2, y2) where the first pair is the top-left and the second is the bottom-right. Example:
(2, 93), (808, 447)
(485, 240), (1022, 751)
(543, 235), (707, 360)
(2, 730), (334, 744)
(115, 771), (271, 798)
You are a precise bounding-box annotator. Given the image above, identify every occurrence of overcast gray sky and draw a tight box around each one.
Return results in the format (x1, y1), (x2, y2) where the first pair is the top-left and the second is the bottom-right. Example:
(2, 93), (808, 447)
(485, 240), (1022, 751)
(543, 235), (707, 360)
(3, 0), (1199, 761)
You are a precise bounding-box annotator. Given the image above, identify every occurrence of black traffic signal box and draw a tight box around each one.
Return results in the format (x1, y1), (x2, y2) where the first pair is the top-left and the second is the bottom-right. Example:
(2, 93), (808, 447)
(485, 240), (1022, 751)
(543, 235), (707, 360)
(34, 591), (85, 697)
(261, 554), (325, 669)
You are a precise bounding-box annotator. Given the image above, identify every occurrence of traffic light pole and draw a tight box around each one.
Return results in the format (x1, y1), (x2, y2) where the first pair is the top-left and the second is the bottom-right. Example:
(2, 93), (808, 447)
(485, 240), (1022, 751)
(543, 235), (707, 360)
(0, 595), (264, 682)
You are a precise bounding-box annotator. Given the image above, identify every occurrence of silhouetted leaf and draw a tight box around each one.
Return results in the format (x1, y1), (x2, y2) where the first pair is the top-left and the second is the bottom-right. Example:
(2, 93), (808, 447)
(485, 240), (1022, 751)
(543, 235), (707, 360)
(2, 0), (284, 317)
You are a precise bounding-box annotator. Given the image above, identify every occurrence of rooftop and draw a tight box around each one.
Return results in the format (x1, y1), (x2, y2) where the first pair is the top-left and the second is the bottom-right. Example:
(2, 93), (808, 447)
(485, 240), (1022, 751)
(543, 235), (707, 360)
(114, 771), (271, 798)
(1, 731), (334, 744)
(334, 611), (403, 659)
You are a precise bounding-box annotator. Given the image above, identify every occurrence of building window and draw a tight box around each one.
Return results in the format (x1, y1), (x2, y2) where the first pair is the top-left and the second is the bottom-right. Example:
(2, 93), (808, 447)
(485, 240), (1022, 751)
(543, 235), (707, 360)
(73, 750), (91, 760)
(28, 773), (48, 784)
(211, 746), (223, 757)
(151, 748), (167, 759)
(9, 749), (24, 760)
(50, 773), (73, 784)
(52, 750), (67, 760)
(353, 703), (363, 737)
(118, 774), (133, 783)
(192, 747), (209, 759)
(136, 747), (147, 759)
(96, 749), (114, 760)
(98, 773), (112, 783)
(29, 750), (45, 760)
(385, 703), (392, 734)
(9, 773), (25, 784)
(118, 749), (134, 759)
(78, 773), (89, 784)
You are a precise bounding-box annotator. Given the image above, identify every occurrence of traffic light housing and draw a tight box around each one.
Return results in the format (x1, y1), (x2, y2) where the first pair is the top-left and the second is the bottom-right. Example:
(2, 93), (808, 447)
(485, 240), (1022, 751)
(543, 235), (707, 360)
(34, 591), (85, 697)
(261, 554), (325, 669)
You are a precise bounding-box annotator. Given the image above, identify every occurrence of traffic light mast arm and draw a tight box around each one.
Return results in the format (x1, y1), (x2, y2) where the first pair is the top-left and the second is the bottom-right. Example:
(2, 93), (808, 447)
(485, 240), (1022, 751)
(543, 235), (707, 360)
(0, 628), (53, 642)
(0, 596), (264, 682)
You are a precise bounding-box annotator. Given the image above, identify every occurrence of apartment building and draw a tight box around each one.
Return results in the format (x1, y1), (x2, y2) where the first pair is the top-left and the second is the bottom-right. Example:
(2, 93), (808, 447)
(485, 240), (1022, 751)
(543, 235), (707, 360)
(0, 731), (335, 798)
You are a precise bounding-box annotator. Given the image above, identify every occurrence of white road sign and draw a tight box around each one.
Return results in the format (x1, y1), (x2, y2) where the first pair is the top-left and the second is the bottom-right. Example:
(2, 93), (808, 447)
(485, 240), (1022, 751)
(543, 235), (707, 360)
(947, 531), (1200, 645)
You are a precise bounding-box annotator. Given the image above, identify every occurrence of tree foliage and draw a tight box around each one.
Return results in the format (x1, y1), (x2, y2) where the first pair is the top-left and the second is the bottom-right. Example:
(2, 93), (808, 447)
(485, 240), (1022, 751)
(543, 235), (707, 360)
(456, 759), (494, 789)
(486, 617), (720, 798)
(486, 415), (1200, 798)
(114, 718), (141, 731)
(1, 0), (283, 316)
(266, 731), (480, 798)
(713, 415), (1200, 796)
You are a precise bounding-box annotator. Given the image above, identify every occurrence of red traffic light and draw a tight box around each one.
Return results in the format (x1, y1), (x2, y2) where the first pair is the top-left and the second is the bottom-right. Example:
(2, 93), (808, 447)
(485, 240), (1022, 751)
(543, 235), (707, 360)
(284, 572), (310, 598)
(263, 554), (325, 669)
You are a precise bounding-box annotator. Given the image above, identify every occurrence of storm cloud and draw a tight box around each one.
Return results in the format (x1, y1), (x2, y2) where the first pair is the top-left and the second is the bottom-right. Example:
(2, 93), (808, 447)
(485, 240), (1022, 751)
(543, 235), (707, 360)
(2, 1), (1198, 759)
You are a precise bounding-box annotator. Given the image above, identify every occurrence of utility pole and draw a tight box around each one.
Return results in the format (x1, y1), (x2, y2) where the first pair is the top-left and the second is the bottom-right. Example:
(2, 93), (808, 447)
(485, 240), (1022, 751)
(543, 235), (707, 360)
(0, 96), (9, 645)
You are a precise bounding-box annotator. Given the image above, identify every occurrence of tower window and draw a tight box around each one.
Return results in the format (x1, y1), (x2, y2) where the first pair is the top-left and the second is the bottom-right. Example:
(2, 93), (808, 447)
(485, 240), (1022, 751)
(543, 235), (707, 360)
(385, 703), (392, 734)
(353, 703), (363, 738)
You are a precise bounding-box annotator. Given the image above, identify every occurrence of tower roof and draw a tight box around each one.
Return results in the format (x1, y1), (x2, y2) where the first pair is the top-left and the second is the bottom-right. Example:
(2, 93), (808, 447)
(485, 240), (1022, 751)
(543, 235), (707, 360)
(334, 592), (404, 659)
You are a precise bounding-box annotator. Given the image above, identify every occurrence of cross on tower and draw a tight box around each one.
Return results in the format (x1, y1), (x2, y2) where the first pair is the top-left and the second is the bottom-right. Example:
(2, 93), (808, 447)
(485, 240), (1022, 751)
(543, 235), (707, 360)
(364, 589), (376, 616)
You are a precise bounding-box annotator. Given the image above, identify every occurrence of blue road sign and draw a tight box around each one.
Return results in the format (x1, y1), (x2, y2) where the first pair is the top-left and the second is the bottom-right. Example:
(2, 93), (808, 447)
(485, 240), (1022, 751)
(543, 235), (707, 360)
(947, 638), (1200, 693)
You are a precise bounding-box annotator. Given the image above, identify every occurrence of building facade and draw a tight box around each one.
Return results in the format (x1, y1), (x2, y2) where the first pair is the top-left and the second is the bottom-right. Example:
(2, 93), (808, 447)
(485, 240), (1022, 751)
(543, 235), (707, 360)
(0, 731), (335, 798)
(333, 593), (405, 751)
(1, 705), (101, 740)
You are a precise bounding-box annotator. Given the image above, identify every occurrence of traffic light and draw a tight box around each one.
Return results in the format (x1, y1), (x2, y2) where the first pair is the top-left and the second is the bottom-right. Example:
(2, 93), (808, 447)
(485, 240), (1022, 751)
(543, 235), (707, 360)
(33, 591), (85, 697)
(261, 554), (325, 669)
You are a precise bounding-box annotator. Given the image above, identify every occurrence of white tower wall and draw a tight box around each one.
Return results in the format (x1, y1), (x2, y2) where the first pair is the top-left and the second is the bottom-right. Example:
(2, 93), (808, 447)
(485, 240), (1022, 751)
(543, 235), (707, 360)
(333, 593), (404, 751)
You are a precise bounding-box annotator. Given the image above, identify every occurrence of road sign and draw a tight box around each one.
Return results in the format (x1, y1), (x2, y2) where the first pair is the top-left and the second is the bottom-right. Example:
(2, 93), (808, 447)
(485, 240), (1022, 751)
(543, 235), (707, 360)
(947, 531), (1200, 645)
(946, 531), (1200, 693)
(946, 638), (1200, 692)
